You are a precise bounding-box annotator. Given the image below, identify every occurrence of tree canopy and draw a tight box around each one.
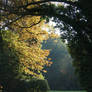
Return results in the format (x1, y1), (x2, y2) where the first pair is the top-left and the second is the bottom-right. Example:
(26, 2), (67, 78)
(0, 0), (92, 92)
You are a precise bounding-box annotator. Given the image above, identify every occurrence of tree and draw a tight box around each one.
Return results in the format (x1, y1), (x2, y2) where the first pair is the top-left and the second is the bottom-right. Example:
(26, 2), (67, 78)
(0, 22), (53, 91)
(0, 0), (78, 30)
(0, 2), (55, 91)
(0, 0), (92, 92)
(59, 1), (92, 91)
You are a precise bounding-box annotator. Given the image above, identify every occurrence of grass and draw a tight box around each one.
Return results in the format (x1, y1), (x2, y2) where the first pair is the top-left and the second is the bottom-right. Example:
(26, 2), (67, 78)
(49, 91), (87, 92)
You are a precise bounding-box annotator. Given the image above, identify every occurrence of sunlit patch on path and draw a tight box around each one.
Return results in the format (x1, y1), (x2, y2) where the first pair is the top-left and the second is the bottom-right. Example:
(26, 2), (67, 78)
(49, 91), (87, 92)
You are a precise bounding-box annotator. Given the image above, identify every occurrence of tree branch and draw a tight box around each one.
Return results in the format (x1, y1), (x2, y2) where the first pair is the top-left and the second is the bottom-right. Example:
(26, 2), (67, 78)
(0, 16), (24, 30)
(18, 0), (78, 9)
(13, 19), (42, 28)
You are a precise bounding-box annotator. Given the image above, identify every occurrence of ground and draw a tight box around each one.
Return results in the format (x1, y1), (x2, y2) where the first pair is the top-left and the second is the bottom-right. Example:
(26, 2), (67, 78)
(49, 90), (86, 92)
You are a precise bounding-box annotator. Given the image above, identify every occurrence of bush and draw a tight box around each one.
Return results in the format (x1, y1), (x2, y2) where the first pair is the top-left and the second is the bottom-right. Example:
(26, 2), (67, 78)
(27, 79), (50, 92)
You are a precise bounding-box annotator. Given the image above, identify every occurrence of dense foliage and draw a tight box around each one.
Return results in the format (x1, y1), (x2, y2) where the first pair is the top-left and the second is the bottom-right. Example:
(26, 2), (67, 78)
(0, 0), (58, 91)
(0, 19), (53, 92)
(0, 0), (92, 92)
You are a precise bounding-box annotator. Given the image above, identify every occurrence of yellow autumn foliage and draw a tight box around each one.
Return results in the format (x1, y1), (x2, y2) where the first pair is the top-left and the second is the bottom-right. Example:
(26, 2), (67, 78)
(2, 29), (52, 78)
(1, 0), (59, 79)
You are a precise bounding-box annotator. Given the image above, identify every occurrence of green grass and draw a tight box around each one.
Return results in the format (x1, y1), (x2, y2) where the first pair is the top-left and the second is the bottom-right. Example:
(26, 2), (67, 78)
(49, 91), (87, 92)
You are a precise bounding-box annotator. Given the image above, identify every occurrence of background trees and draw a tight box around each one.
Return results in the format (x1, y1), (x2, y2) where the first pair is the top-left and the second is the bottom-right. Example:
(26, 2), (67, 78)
(42, 38), (82, 90)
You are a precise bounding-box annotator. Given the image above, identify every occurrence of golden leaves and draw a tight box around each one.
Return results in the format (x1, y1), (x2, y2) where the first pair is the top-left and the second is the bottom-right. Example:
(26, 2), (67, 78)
(1, 0), (58, 79)
(2, 29), (52, 78)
